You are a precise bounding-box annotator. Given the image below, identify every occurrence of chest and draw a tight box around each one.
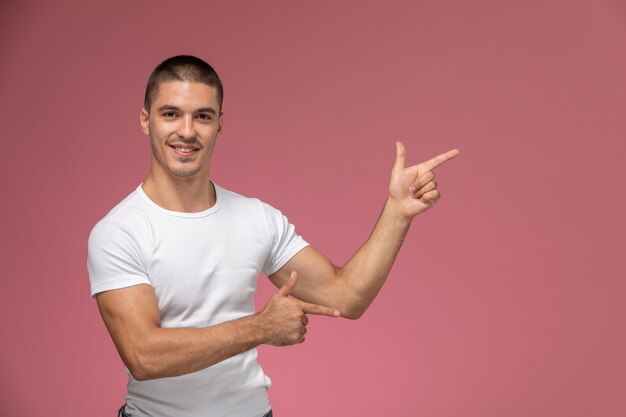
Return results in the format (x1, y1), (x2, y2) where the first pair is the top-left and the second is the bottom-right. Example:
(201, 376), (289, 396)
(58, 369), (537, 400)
(146, 214), (271, 325)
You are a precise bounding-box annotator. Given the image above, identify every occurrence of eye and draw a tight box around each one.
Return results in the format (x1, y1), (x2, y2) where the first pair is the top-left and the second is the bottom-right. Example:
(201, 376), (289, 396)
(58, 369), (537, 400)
(196, 113), (213, 121)
(162, 111), (177, 118)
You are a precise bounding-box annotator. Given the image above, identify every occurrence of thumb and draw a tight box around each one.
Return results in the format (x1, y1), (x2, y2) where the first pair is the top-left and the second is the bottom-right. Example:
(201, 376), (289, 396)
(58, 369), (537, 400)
(393, 141), (406, 172)
(277, 271), (298, 297)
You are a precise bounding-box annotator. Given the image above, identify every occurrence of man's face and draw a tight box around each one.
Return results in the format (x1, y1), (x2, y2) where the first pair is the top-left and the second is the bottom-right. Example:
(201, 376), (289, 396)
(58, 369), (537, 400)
(140, 81), (223, 179)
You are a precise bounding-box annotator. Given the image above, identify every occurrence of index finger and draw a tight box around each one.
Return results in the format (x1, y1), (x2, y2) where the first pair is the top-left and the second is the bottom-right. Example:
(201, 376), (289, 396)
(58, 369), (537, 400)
(419, 148), (460, 172)
(299, 301), (341, 317)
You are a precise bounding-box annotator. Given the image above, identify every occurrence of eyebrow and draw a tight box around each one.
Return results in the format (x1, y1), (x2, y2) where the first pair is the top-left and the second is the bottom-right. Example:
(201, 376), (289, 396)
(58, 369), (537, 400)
(157, 105), (218, 115)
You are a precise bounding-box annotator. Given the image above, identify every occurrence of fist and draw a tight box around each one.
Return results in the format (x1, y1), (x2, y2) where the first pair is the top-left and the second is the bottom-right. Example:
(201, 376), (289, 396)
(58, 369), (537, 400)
(258, 271), (339, 346)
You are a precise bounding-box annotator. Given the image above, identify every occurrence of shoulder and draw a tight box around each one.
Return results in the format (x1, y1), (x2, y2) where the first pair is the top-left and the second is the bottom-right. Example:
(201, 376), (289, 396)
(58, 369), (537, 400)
(88, 186), (154, 248)
(216, 182), (284, 209)
(214, 183), (272, 215)
(87, 188), (153, 297)
(214, 184), (292, 237)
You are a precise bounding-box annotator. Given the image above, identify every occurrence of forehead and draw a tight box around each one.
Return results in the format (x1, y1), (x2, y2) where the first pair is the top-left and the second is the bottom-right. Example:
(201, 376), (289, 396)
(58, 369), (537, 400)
(152, 80), (220, 111)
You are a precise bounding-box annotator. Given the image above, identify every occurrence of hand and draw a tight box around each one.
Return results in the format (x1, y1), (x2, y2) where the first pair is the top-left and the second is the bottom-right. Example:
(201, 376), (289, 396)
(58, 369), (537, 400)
(258, 271), (340, 346)
(389, 141), (459, 219)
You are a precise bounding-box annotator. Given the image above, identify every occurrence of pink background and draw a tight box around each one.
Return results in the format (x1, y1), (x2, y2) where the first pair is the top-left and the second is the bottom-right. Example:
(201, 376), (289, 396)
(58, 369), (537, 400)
(1, 0), (625, 416)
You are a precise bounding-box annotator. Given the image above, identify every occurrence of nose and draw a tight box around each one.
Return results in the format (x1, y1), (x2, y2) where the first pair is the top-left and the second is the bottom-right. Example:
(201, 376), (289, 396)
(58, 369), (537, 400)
(177, 115), (195, 140)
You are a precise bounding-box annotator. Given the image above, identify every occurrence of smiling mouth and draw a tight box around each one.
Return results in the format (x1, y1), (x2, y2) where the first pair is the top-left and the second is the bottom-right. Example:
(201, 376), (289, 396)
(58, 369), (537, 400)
(170, 145), (199, 155)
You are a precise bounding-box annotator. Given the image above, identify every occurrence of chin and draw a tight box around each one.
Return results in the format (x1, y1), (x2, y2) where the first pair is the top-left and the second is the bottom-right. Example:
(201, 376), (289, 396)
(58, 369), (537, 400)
(169, 168), (203, 178)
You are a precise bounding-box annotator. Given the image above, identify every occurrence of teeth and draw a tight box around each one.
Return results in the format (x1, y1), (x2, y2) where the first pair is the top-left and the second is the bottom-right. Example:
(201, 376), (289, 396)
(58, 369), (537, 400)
(176, 147), (194, 153)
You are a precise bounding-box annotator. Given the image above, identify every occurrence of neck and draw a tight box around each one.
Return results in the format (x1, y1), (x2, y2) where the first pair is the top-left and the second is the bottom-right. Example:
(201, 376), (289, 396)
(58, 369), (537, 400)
(142, 170), (216, 213)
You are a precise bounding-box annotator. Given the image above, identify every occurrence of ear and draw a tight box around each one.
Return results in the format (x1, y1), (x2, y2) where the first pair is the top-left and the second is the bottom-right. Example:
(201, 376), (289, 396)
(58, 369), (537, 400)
(140, 107), (150, 135)
(217, 112), (224, 137)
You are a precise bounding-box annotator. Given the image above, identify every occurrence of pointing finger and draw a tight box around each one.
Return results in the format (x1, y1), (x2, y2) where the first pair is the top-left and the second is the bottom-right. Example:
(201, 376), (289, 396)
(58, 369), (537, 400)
(393, 141), (406, 172)
(277, 271), (298, 297)
(299, 301), (341, 317)
(419, 149), (460, 172)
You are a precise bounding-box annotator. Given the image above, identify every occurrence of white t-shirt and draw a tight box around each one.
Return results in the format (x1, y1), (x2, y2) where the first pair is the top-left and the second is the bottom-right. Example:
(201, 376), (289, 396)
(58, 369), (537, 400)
(88, 183), (308, 417)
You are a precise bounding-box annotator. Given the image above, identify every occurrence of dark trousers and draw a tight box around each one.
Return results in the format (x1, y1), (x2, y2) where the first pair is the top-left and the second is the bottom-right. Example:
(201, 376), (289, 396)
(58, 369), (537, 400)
(118, 404), (273, 417)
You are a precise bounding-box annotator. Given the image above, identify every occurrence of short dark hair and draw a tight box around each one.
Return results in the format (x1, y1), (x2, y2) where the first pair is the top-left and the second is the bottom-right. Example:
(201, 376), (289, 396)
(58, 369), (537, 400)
(144, 55), (224, 111)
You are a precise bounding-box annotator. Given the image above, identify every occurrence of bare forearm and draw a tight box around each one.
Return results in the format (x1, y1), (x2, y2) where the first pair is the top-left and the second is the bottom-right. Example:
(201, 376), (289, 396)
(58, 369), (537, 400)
(332, 143), (459, 317)
(100, 278), (331, 381)
(336, 198), (411, 318)
(122, 314), (266, 381)
(270, 143), (458, 320)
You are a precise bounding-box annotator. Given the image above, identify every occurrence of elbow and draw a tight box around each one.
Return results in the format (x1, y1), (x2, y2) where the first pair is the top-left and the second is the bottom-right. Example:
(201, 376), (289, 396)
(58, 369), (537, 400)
(342, 311), (364, 320)
(338, 291), (373, 320)
(124, 349), (162, 381)
(128, 366), (153, 382)
(338, 304), (368, 320)
(127, 361), (152, 382)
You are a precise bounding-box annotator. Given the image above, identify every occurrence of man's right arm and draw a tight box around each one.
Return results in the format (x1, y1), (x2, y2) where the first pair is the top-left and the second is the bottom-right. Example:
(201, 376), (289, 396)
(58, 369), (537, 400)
(96, 272), (337, 381)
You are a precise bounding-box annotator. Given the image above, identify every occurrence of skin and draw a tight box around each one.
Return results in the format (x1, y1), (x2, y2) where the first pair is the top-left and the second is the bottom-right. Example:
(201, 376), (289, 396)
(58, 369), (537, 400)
(96, 80), (459, 381)
(139, 81), (223, 212)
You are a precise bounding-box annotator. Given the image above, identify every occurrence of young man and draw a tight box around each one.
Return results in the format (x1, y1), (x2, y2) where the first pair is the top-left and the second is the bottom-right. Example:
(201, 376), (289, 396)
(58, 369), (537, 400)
(88, 55), (459, 417)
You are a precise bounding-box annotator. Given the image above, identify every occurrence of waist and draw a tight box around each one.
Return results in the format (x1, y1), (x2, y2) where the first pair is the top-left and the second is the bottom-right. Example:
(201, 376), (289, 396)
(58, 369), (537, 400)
(124, 351), (272, 417)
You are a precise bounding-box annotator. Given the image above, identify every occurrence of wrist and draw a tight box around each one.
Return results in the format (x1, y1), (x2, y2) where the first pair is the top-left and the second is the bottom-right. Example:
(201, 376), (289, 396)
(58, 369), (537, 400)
(384, 196), (415, 225)
(232, 313), (269, 347)
(249, 311), (272, 345)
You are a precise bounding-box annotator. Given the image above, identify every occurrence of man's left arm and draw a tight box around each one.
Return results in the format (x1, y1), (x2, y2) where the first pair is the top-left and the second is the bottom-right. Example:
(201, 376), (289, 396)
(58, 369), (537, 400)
(269, 141), (459, 319)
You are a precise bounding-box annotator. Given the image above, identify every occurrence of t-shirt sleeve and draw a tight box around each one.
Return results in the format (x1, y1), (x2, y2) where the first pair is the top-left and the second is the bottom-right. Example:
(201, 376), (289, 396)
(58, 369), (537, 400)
(87, 217), (151, 298)
(261, 202), (309, 276)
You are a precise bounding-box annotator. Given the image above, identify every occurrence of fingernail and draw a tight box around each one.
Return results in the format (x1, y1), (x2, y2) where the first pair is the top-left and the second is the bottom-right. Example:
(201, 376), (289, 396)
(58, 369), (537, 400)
(333, 310), (341, 317)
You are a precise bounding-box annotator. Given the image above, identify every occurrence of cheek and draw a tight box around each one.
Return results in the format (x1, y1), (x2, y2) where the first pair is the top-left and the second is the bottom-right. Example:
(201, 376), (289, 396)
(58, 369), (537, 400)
(149, 131), (169, 154)
(151, 125), (171, 142)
